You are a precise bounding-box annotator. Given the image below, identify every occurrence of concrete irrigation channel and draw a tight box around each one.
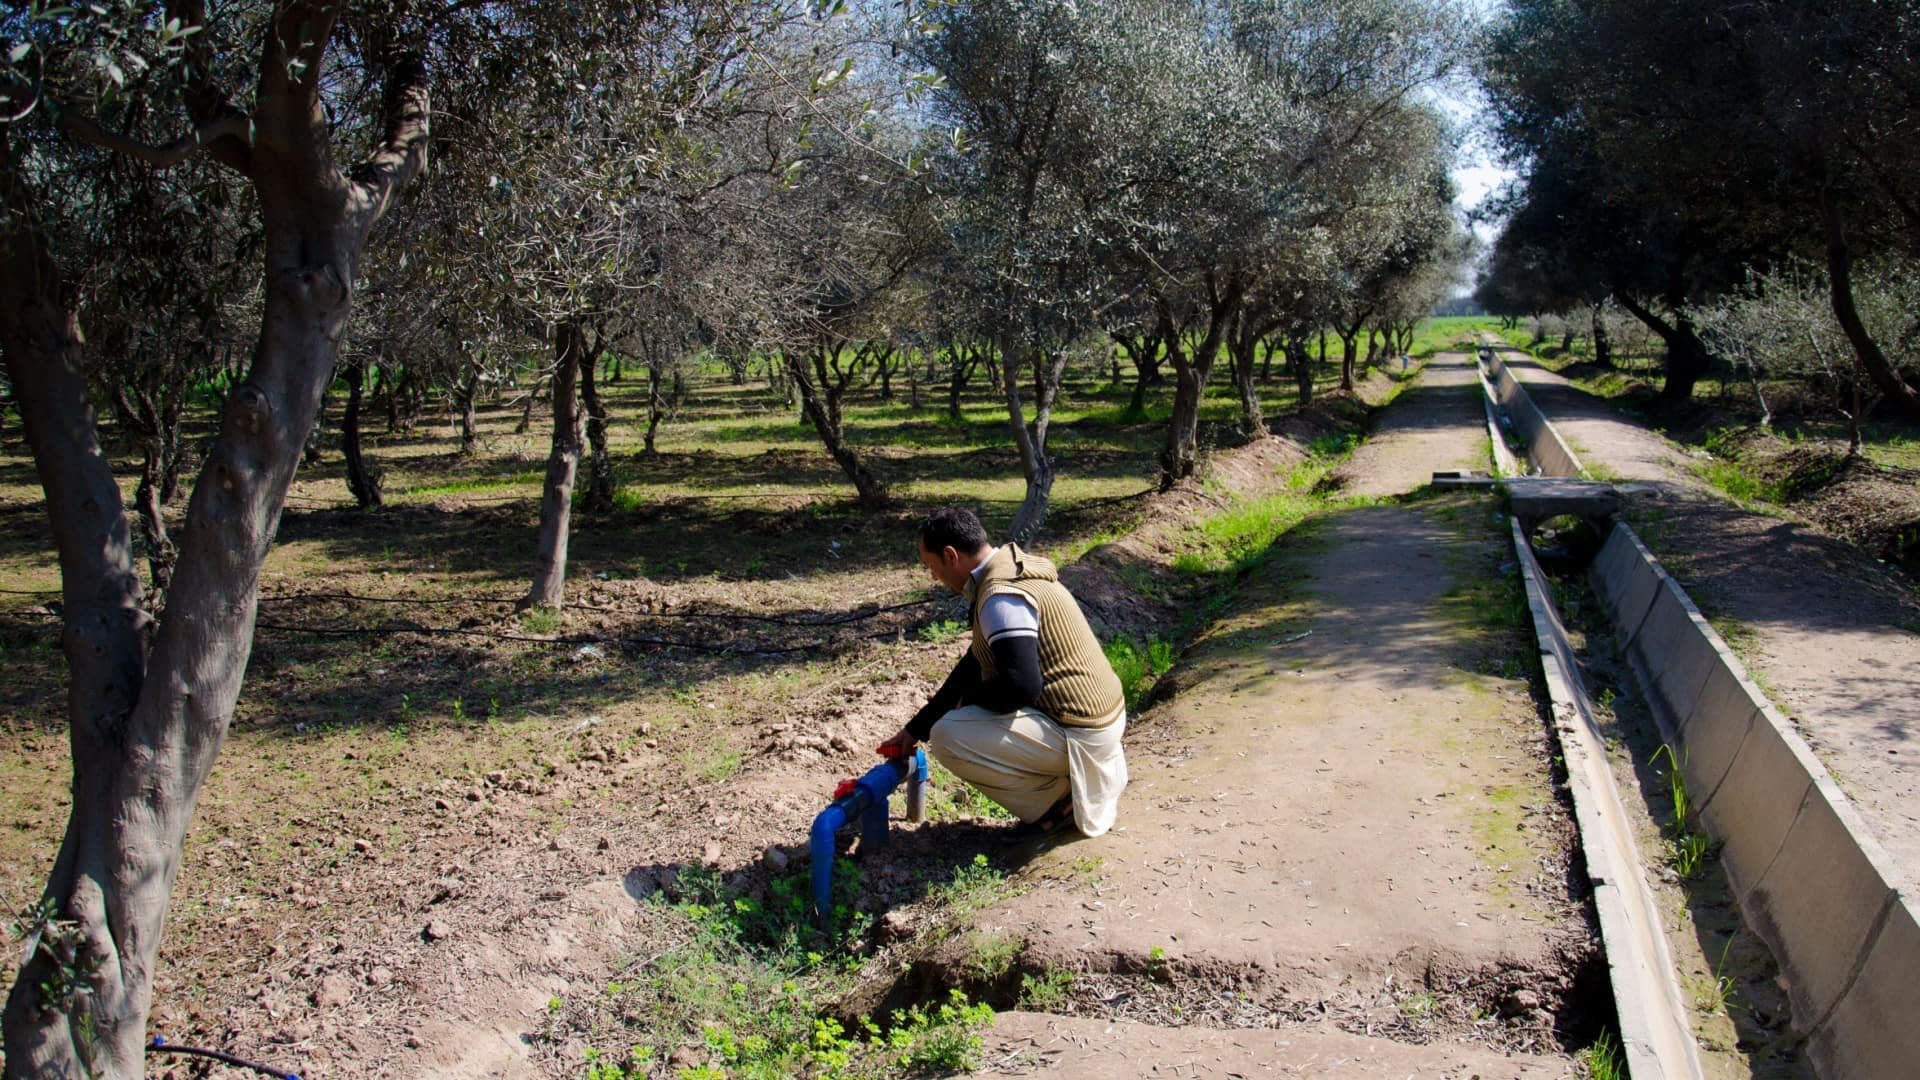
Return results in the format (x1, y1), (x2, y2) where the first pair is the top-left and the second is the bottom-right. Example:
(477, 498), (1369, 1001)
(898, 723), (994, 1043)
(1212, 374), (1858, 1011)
(1476, 337), (1918, 1079)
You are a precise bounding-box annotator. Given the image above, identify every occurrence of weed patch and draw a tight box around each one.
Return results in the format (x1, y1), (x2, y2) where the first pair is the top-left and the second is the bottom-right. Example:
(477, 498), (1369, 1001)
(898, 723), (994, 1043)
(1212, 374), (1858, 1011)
(1103, 635), (1175, 710)
(553, 863), (998, 1078)
(1649, 744), (1717, 880)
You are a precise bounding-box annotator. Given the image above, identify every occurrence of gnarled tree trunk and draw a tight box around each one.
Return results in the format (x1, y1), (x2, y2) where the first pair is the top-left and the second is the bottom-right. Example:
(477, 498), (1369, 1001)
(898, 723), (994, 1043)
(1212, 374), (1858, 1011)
(946, 341), (981, 421)
(1610, 289), (1712, 402)
(1822, 189), (1920, 419)
(451, 367), (478, 455)
(997, 332), (1062, 542)
(523, 322), (587, 610)
(1287, 332), (1314, 405)
(1226, 310), (1273, 439)
(0, 24), (429, 1072)
(342, 356), (383, 508)
(791, 341), (889, 507)
(579, 337), (613, 513)
(1112, 329), (1162, 418)
(1156, 277), (1245, 488)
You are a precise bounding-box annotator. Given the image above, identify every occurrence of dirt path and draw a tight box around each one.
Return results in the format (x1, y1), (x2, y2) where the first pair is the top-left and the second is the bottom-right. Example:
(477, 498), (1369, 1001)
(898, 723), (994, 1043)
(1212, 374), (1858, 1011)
(966, 360), (1593, 1075)
(1332, 351), (1491, 497)
(1488, 341), (1920, 897)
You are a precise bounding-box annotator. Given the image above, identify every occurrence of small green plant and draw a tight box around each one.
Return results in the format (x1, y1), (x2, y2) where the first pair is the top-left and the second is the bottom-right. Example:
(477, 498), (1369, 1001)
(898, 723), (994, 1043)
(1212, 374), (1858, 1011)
(1067, 855), (1104, 884)
(963, 929), (1020, 981)
(1584, 1028), (1626, 1080)
(918, 618), (968, 645)
(688, 745), (744, 784)
(10, 898), (101, 1015)
(1398, 990), (1438, 1021)
(397, 693), (414, 723)
(932, 854), (1009, 918)
(1650, 744), (1717, 879)
(520, 606), (562, 635)
(1145, 944), (1170, 982)
(1017, 968), (1075, 1011)
(449, 697), (465, 723)
(1672, 832), (1712, 879)
(1650, 743), (1693, 825)
(1688, 936), (1743, 1015)
(921, 760), (1013, 823)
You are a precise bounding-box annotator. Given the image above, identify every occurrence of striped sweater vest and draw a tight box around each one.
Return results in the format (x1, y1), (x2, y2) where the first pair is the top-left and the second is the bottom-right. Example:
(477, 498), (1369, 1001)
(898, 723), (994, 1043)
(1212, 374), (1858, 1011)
(967, 543), (1124, 729)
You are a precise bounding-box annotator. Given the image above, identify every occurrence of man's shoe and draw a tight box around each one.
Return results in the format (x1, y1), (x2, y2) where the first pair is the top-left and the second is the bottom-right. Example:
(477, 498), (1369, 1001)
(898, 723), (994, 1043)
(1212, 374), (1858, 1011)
(1000, 795), (1076, 843)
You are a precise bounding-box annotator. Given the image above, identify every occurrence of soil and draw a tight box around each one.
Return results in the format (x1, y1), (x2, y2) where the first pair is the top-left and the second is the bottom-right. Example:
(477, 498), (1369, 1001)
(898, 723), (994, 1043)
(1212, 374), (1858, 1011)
(1488, 344), (1920, 899)
(4, 361), (1485, 1078)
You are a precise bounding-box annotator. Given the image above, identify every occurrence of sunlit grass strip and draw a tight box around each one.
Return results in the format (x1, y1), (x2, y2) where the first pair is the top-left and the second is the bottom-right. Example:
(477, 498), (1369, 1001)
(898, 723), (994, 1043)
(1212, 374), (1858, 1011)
(1170, 449), (1347, 576)
(396, 469), (546, 501)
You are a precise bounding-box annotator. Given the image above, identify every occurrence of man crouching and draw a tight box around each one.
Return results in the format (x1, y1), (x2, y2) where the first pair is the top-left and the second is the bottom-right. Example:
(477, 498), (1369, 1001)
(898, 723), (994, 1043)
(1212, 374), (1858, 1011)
(880, 507), (1128, 840)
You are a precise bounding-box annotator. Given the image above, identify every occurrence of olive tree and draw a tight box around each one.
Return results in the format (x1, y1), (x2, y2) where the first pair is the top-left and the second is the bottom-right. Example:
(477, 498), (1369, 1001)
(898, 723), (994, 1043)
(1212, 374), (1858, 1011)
(0, 2), (435, 1071)
(910, 0), (1158, 537)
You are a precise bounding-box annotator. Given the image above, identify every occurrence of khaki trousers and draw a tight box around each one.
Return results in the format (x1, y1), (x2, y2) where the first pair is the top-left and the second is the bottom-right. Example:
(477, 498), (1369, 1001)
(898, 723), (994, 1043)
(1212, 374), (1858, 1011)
(927, 705), (1128, 837)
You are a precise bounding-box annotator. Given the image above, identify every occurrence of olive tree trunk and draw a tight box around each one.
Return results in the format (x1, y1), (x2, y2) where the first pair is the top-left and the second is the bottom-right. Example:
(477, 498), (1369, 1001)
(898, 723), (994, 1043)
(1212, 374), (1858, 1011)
(342, 356), (383, 508)
(1156, 275), (1246, 488)
(0, 20), (429, 1074)
(997, 332), (1066, 542)
(1610, 289), (1712, 402)
(790, 341), (890, 507)
(1822, 189), (1920, 418)
(456, 369), (480, 456)
(523, 321), (588, 610)
(579, 338), (613, 513)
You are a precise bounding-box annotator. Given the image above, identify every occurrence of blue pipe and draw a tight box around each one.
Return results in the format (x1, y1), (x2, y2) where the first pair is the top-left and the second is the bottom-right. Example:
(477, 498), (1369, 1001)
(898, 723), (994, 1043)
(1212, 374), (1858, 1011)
(810, 748), (927, 925)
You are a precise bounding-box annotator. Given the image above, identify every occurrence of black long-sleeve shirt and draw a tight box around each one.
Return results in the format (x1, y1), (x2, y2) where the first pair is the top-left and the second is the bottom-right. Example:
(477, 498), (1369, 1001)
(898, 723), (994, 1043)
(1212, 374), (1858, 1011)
(905, 634), (1044, 742)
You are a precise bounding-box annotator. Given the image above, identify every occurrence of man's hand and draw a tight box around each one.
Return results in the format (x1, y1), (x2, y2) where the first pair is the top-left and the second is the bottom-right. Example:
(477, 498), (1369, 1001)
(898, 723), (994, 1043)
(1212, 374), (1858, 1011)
(878, 724), (918, 758)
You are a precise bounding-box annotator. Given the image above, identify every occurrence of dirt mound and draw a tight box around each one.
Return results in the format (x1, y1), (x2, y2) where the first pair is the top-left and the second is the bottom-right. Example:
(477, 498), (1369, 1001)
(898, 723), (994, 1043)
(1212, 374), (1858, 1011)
(1711, 431), (1920, 568)
(1060, 435), (1309, 642)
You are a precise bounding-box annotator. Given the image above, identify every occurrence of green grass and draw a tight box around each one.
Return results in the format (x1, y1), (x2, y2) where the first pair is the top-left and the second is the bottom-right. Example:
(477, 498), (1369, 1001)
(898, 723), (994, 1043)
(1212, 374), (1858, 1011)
(1170, 461), (1330, 576)
(919, 760), (1014, 823)
(930, 853), (1013, 919)
(1017, 968), (1074, 1010)
(1583, 1028), (1626, 1080)
(1103, 635), (1175, 711)
(1408, 315), (1504, 358)
(961, 929), (1020, 981)
(918, 619), (968, 645)
(399, 469), (544, 500)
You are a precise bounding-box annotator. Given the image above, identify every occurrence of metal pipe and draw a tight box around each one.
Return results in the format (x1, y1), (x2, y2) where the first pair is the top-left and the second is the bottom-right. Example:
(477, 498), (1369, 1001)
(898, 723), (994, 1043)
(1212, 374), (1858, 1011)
(905, 747), (928, 824)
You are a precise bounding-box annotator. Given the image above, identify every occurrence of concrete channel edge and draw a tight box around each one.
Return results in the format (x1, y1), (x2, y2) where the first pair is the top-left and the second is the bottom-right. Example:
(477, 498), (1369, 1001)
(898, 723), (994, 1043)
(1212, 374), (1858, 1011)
(1473, 332), (1918, 1075)
(1589, 521), (1920, 1079)
(1483, 350), (1588, 479)
(1509, 519), (1705, 1080)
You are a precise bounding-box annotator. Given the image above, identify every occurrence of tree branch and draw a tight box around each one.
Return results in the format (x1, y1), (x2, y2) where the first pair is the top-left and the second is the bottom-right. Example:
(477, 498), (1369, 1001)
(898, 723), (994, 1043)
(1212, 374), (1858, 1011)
(56, 108), (251, 170)
(349, 50), (432, 235)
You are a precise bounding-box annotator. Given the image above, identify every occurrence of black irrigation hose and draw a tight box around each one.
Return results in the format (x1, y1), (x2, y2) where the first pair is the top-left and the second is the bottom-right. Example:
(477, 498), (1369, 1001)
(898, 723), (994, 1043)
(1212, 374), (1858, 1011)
(147, 1036), (298, 1079)
(257, 591), (939, 625)
(251, 618), (909, 656)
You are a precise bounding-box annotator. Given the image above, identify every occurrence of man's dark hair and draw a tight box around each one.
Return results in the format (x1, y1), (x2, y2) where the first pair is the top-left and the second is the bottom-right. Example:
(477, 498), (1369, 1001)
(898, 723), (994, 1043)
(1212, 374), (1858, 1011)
(918, 507), (990, 554)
